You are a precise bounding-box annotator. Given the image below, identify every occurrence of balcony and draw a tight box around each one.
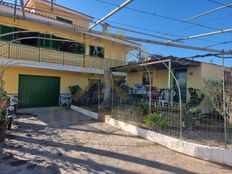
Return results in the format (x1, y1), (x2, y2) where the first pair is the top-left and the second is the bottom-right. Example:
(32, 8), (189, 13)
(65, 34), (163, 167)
(0, 41), (126, 69)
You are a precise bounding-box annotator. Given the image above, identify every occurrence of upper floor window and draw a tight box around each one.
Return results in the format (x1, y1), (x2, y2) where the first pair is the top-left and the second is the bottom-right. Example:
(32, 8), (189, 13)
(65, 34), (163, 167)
(59, 42), (85, 54)
(89, 45), (104, 58)
(0, 25), (13, 41)
(56, 16), (73, 25)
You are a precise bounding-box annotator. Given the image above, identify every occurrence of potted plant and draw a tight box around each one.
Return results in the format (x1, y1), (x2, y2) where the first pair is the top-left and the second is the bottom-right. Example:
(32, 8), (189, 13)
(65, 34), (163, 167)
(69, 85), (82, 105)
(0, 89), (9, 159)
(2, 91), (10, 109)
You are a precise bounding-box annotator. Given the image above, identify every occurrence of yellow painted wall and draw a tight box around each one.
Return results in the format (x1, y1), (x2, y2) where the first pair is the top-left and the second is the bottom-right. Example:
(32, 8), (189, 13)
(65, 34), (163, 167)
(127, 72), (143, 87)
(0, 16), (132, 62)
(201, 63), (222, 81)
(153, 70), (169, 89)
(187, 66), (202, 90)
(127, 70), (169, 89)
(127, 67), (202, 90)
(2, 66), (103, 94)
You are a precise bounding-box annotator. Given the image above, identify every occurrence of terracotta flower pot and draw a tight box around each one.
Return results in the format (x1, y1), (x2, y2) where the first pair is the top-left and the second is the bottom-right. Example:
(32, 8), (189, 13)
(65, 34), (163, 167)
(2, 99), (10, 110)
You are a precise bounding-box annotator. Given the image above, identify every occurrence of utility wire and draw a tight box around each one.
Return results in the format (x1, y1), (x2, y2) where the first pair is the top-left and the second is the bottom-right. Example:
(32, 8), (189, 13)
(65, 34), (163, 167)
(94, 0), (221, 31)
(185, 3), (232, 21)
(107, 19), (226, 44)
(207, 0), (232, 7)
(6, 0), (230, 46)
(108, 25), (180, 42)
(171, 12), (232, 35)
(94, 0), (232, 48)
(205, 41), (232, 48)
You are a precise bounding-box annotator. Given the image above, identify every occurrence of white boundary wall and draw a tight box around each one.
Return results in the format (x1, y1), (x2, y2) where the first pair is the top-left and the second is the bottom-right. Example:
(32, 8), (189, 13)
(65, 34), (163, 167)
(71, 105), (98, 120)
(105, 115), (232, 167)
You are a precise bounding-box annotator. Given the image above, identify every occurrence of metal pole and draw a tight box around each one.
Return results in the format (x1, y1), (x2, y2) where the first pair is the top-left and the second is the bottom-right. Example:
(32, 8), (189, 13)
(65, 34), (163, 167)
(222, 53), (227, 148)
(185, 4), (232, 22)
(62, 52), (65, 65)
(168, 60), (171, 103)
(8, 43), (10, 59)
(20, 0), (25, 17)
(169, 28), (232, 43)
(13, 0), (17, 22)
(88, 0), (133, 30)
(143, 65), (152, 113)
(38, 46), (41, 62)
(98, 80), (100, 112)
(83, 33), (86, 67)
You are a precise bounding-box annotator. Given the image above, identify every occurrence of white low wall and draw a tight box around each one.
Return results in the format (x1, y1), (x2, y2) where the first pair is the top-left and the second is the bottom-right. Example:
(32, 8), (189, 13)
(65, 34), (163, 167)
(105, 115), (232, 167)
(71, 105), (98, 120)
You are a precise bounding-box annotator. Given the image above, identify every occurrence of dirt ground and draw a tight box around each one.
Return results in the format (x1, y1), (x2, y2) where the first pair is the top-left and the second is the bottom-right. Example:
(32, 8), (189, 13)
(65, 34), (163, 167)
(0, 107), (232, 174)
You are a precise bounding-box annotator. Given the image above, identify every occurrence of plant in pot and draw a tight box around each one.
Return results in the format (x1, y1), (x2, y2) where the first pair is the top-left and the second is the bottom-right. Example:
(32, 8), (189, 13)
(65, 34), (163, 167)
(0, 91), (9, 141)
(69, 85), (82, 105)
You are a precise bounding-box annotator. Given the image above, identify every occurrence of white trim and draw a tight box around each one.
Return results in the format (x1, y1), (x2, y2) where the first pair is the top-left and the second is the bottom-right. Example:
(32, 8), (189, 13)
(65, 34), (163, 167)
(71, 105), (98, 120)
(0, 58), (127, 76)
(105, 115), (232, 167)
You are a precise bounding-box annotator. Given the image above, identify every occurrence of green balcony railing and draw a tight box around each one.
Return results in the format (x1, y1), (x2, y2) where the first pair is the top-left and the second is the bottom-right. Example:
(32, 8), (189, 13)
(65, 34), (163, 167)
(0, 41), (126, 69)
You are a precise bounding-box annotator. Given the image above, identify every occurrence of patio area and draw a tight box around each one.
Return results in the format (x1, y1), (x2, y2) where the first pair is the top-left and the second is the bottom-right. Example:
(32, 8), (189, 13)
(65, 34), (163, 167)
(0, 107), (232, 174)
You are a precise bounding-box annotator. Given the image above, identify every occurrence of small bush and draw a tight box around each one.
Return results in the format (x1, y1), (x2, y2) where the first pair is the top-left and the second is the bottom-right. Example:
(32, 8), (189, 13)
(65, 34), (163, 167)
(144, 112), (169, 129)
(69, 85), (82, 103)
(136, 102), (149, 115)
(184, 107), (202, 129)
(69, 85), (82, 95)
(2, 91), (10, 101)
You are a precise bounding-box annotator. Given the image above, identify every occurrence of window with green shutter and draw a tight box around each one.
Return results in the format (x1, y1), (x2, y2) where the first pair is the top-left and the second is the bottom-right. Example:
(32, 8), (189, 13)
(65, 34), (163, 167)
(89, 45), (104, 58)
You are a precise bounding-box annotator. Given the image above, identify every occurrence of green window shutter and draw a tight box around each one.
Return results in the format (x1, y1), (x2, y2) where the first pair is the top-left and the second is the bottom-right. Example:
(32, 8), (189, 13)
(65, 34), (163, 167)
(89, 45), (104, 58)
(74, 43), (85, 54)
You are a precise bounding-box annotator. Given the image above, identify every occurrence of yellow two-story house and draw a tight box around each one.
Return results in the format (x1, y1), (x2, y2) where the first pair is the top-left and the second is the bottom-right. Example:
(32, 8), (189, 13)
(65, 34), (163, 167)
(0, 0), (139, 108)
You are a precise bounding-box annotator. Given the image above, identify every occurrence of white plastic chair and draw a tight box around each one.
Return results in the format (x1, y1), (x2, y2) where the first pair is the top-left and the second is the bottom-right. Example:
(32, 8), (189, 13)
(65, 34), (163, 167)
(159, 89), (176, 106)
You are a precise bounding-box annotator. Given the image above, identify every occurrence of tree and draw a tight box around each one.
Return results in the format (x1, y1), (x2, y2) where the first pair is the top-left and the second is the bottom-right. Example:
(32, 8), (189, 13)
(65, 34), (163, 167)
(0, 59), (14, 143)
(204, 79), (232, 123)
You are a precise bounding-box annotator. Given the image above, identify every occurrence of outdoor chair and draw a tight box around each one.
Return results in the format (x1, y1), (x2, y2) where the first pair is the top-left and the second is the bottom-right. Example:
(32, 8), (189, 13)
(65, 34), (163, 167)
(158, 89), (176, 106)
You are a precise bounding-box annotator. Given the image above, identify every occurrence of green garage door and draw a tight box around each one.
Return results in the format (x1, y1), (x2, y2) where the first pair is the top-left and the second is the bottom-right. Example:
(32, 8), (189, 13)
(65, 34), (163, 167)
(18, 75), (60, 108)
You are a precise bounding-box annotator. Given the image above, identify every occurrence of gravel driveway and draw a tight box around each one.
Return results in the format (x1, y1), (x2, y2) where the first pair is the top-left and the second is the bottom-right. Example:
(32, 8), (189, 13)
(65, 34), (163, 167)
(0, 107), (232, 174)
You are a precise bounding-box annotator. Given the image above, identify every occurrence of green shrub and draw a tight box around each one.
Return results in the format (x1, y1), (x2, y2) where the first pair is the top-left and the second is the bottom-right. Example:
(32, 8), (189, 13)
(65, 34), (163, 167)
(69, 85), (83, 103)
(136, 101), (149, 115)
(2, 91), (10, 101)
(69, 85), (82, 95)
(184, 107), (202, 128)
(144, 112), (169, 129)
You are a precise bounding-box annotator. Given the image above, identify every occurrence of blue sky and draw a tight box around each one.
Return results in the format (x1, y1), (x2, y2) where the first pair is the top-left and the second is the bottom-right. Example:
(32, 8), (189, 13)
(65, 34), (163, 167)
(6, 0), (232, 65)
